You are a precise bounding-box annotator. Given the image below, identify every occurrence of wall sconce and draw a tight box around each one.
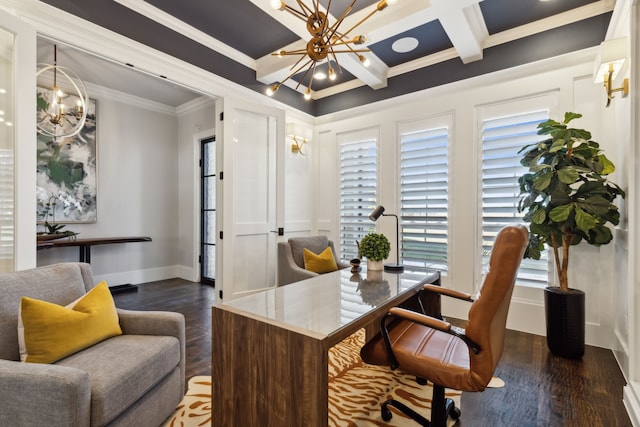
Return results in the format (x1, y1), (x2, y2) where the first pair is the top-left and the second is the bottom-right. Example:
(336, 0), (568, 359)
(369, 205), (403, 272)
(285, 123), (311, 155)
(593, 37), (629, 107)
(291, 135), (307, 155)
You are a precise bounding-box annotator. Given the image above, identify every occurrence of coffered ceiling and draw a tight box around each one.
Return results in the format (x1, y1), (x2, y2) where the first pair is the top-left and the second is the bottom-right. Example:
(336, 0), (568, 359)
(37, 0), (615, 116)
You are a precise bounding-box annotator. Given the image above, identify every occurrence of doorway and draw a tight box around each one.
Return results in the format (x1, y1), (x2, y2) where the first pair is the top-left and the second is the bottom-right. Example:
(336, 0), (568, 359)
(200, 136), (216, 286)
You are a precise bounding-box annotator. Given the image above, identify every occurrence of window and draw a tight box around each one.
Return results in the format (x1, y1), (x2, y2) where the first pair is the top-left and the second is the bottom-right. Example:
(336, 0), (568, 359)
(339, 132), (377, 261)
(399, 123), (449, 272)
(481, 109), (549, 287)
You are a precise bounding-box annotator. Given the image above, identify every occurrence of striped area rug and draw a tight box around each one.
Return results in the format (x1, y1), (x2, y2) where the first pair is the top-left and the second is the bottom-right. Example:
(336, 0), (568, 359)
(163, 330), (461, 427)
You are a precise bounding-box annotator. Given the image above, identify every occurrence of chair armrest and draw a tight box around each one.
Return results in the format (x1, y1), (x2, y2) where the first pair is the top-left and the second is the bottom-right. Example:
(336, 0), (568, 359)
(423, 284), (475, 302)
(116, 308), (186, 386)
(389, 307), (451, 332)
(0, 359), (91, 426)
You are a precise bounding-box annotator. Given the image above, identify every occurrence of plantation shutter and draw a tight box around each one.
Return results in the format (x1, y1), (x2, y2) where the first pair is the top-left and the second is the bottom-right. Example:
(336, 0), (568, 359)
(339, 138), (377, 261)
(481, 110), (549, 287)
(0, 149), (13, 261)
(400, 126), (449, 272)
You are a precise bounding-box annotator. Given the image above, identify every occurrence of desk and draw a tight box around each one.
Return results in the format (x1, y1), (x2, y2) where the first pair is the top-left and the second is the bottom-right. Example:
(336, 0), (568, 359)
(212, 268), (440, 426)
(37, 236), (152, 263)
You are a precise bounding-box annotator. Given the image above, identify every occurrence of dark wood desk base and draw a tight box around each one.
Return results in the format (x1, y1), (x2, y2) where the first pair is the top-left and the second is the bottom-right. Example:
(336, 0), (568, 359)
(212, 270), (440, 426)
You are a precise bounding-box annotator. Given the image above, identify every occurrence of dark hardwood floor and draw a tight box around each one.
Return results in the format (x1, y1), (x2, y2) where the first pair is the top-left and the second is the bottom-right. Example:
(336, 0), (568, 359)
(113, 279), (632, 427)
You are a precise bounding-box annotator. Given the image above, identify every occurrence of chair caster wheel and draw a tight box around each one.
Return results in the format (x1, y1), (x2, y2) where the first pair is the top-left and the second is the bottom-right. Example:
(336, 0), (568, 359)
(381, 405), (393, 421)
(450, 407), (461, 420)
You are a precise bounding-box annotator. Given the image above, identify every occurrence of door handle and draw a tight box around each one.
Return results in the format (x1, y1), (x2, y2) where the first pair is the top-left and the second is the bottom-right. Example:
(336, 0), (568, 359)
(270, 228), (284, 236)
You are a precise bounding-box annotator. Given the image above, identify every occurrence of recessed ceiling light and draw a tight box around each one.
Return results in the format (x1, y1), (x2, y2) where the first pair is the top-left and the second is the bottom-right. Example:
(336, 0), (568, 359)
(392, 37), (419, 53)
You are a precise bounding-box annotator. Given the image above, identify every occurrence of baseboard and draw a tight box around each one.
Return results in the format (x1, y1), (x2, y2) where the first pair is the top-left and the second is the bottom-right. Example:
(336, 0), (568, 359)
(176, 265), (199, 282)
(94, 265), (180, 287)
(623, 383), (640, 426)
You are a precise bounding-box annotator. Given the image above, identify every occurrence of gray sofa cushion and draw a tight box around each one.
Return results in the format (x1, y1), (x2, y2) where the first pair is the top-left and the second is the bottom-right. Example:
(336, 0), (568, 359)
(56, 334), (181, 426)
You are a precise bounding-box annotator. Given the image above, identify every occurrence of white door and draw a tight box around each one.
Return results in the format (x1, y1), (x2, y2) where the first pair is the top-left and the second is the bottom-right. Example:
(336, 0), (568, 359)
(216, 97), (284, 301)
(0, 10), (37, 271)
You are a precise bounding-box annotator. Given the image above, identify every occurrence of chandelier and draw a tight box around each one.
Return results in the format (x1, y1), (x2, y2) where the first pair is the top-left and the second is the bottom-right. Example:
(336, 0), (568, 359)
(267, 0), (397, 100)
(37, 44), (88, 140)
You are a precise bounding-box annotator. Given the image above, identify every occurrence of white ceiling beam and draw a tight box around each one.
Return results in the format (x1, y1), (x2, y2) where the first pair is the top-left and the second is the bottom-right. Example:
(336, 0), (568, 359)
(438, 3), (488, 64)
(113, 0), (255, 69)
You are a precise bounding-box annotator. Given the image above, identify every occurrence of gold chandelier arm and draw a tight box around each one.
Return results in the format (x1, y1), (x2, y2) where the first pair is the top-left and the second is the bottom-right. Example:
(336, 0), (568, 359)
(328, 47), (370, 54)
(324, 1), (355, 41)
(281, 2), (309, 21)
(297, 60), (318, 91)
(294, 0), (313, 17)
(337, 0), (389, 41)
(289, 51), (311, 72)
(271, 48), (309, 56)
(328, 38), (367, 48)
(275, 57), (315, 91)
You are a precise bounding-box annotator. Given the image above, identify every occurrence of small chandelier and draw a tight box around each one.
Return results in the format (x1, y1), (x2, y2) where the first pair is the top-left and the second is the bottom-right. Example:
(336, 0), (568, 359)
(37, 44), (88, 140)
(267, 0), (397, 100)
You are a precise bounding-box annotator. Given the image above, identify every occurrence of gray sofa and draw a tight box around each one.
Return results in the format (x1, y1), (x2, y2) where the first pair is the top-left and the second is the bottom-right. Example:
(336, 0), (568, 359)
(0, 262), (185, 427)
(277, 235), (350, 286)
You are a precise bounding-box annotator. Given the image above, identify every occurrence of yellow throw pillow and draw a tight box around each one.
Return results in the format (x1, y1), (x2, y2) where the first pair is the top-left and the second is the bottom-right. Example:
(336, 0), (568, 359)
(303, 246), (338, 274)
(18, 281), (122, 364)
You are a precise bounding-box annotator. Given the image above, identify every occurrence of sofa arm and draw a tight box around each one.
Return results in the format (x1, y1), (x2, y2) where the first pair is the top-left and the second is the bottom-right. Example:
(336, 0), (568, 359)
(116, 309), (186, 386)
(0, 359), (91, 426)
(278, 242), (319, 286)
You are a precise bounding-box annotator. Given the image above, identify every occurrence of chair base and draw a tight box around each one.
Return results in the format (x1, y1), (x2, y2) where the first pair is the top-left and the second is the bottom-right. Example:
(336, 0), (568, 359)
(380, 384), (460, 427)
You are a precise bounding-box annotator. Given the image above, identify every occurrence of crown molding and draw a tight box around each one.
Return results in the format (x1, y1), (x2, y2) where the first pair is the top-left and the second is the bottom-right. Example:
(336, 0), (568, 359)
(176, 96), (216, 116)
(485, 0), (615, 49)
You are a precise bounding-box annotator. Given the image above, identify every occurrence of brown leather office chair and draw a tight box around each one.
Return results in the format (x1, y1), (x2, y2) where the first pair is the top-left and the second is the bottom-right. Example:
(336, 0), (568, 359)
(360, 225), (528, 426)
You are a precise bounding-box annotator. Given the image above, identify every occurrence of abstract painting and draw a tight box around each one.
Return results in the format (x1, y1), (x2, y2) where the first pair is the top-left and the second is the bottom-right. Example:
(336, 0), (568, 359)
(36, 89), (97, 223)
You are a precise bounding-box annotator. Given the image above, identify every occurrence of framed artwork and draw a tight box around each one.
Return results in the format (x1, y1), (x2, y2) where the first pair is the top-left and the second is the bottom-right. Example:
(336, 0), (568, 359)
(36, 89), (97, 223)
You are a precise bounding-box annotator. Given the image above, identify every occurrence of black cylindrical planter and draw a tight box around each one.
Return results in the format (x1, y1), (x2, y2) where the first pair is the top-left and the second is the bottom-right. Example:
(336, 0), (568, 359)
(544, 287), (585, 359)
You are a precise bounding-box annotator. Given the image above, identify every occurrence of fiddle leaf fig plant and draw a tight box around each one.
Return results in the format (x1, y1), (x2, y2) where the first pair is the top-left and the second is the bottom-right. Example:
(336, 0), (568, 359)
(359, 233), (391, 262)
(517, 112), (625, 292)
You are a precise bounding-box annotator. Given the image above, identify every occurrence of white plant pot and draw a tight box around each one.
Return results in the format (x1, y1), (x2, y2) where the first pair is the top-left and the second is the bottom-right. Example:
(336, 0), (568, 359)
(367, 259), (383, 271)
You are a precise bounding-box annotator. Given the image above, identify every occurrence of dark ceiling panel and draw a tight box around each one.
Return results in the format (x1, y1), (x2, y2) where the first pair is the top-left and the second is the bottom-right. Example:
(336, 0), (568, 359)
(369, 20), (453, 67)
(313, 12), (612, 116)
(37, 0), (612, 117)
(145, 0), (298, 59)
(480, 0), (598, 34)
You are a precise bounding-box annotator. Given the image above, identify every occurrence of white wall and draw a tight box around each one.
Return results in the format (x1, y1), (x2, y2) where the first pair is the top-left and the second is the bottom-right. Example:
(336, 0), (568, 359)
(314, 48), (625, 349)
(36, 87), (182, 286)
(176, 97), (216, 282)
(283, 116), (315, 238)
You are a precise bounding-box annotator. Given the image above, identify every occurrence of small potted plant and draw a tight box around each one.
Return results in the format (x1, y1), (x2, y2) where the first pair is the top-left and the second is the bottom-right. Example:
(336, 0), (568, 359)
(37, 195), (78, 241)
(517, 112), (625, 358)
(359, 233), (390, 271)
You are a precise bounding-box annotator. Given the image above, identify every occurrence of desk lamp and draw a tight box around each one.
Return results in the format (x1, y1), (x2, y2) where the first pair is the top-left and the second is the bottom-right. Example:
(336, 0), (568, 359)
(369, 205), (403, 271)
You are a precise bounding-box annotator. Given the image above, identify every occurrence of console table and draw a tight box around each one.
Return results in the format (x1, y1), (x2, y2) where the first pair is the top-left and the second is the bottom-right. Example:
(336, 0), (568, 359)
(37, 236), (152, 263)
(212, 267), (440, 426)
(37, 236), (152, 294)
